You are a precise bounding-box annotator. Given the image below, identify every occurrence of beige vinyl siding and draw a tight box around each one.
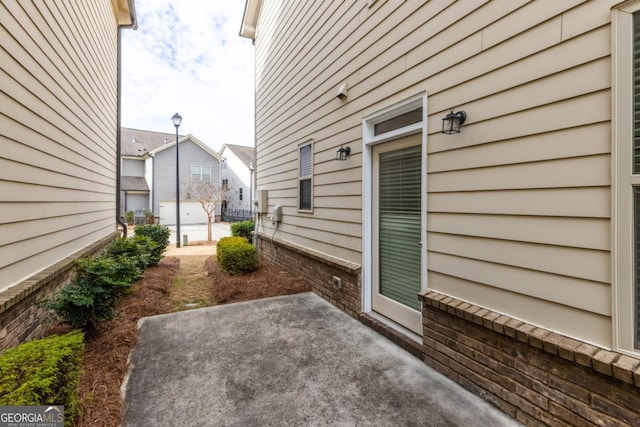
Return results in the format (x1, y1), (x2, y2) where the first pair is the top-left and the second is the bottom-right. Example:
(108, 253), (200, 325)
(1, 0), (120, 291)
(253, 0), (616, 346)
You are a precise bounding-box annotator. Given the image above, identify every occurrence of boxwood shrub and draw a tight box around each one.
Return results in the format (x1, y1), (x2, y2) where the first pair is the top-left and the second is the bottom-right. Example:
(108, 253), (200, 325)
(217, 236), (258, 275)
(0, 331), (84, 425)
(231, 220), (255, 244)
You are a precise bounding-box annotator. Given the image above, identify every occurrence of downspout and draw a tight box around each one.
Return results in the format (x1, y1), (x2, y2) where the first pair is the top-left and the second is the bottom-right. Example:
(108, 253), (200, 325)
(116, 5), (138, 237)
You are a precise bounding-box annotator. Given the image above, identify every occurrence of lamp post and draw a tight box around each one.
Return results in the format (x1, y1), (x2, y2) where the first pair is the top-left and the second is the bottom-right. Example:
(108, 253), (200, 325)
(172, 113), (182, 247)
(249, 160), (255, 219)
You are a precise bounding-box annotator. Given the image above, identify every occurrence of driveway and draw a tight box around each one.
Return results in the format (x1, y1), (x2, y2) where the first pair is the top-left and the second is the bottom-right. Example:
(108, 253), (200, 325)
(167, 222), (232, 244)
(122, 293), (520, 426)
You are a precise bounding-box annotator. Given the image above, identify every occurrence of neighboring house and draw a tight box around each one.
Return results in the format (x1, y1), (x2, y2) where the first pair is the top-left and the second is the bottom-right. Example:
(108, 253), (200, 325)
(149, 135), (224, 225)
(241, 1), (640, 425)
(118, 128), (223, 225)
(120, 127), (178, 219)
(219, 143), (255, 212)
(1, 1), (136, 350)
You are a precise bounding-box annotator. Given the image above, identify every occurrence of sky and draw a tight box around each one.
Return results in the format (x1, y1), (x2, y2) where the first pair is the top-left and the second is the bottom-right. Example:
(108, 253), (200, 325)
(121, 0), (254, 152)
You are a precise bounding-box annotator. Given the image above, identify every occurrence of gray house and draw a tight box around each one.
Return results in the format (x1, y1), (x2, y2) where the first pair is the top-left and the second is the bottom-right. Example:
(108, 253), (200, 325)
(149, 135), (223, 225)
(120, 127), (177, 220)
(120, 127), (223, 225)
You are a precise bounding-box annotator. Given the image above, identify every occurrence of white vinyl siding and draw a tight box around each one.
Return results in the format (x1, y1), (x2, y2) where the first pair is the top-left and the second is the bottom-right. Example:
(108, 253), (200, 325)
(0, 0), (122, 291)
(253, 1), (615, 346)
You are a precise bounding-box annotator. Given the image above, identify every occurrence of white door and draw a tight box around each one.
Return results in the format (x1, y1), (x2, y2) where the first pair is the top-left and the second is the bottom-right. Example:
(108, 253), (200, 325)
(372, 134), (423, 334)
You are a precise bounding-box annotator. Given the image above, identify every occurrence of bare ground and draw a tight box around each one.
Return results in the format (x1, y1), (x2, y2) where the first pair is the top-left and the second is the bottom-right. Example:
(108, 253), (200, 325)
(69, 242), (311, 427)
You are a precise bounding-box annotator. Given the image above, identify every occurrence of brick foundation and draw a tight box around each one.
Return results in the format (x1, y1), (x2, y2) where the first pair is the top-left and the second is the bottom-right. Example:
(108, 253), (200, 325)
(0, 232), (120, 352)
(420, 290), (640, 427)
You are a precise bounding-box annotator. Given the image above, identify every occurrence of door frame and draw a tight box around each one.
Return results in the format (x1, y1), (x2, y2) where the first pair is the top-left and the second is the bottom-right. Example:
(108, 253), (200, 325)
(362, 92), (428, 332)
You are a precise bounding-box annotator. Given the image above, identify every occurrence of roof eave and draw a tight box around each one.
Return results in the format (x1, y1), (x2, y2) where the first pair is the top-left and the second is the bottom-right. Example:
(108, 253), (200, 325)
(240, 0), (262, 40)
(112, 0), (137, 29)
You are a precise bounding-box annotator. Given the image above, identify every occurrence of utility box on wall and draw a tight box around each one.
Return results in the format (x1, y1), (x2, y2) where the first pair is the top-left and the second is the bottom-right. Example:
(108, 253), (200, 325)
(255, 190), (268, 214)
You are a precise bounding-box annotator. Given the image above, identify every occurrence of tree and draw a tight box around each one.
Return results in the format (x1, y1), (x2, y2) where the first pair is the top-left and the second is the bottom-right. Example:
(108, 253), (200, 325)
(184, 180), (227, 242)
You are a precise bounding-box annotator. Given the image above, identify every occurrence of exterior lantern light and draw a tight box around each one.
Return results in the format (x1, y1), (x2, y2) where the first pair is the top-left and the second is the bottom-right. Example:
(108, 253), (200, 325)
(172, 112), (182, 247)
(336, 146), (351, 161)
(441, 109), (466, 134)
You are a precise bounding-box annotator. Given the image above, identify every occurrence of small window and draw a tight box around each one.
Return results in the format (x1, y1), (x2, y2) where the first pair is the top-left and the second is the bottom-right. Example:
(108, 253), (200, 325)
(298, 142), (313, 211)
(374, 108), (422, 136)
(191, 165), (211, 182)
(239, 187), (243, 201)
(191, 166), (201, 181)
(222, 179), (229, 190)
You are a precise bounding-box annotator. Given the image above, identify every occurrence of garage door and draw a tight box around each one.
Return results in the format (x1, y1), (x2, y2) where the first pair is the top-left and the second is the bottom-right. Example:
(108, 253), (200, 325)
(159, 201), (209, 225)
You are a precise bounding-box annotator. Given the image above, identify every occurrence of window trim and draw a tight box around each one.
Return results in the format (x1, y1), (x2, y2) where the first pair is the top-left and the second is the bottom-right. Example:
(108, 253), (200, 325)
(612, 1), (640, 355)
(190, 165), (211, 182)
(298, 140), (314, 212)
(361, 92), (427, 317)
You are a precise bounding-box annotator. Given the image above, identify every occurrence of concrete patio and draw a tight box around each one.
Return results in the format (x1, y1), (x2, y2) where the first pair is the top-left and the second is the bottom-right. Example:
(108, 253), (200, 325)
(122, 292), (520, 426)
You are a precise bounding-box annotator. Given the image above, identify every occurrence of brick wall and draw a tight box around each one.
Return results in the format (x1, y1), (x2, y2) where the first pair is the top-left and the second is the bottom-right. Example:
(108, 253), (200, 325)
(420, 290), (640, 427)
(256, 232), (361, 315)
(0, 232), (120, 352)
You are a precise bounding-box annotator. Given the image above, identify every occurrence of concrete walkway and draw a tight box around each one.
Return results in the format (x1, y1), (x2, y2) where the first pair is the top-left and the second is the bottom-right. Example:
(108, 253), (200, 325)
(122, 293), (520, 426)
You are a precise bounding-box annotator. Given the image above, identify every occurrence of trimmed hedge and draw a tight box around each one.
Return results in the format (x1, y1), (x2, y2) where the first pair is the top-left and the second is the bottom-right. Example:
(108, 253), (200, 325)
(217, 236), (258, 275)
(0, 331), (84, 425)
(231, 220), (255, 244)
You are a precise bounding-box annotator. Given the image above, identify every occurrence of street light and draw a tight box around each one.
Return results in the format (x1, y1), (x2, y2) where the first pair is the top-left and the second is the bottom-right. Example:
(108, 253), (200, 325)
(172, 113), (182, 247)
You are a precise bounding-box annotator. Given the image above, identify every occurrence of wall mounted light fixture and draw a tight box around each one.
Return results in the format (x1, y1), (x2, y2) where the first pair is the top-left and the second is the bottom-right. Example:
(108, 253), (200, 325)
(441, 109), (466, 134)
(336, 146), (350, 161)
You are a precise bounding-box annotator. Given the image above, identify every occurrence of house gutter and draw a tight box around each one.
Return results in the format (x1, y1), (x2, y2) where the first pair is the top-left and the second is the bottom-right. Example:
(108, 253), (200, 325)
(115, 1), (138, 237)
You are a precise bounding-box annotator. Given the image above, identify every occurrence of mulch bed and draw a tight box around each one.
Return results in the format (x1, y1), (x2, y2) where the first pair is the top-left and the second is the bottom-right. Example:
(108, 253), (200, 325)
(71, 254), (311, 427)
(74, 256), (178, 427)
(206, 257), (312, 303)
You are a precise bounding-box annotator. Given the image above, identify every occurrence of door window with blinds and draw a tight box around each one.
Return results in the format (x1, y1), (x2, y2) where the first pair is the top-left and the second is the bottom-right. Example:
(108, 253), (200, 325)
(298, 141), (313, 211)
(378, 144), (422, 310)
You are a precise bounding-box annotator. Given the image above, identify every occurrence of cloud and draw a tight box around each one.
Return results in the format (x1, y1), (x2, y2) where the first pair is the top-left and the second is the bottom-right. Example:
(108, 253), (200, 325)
(121, 0), (254, 151)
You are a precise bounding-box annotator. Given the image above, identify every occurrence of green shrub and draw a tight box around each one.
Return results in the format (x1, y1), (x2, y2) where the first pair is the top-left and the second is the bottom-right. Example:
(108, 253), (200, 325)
(217, 236), (258, 275)
(105, 235), (155, 268)
(75, 254), (142, 288)
(0, 331), (84, 425)
(231, 220), (255, 244)
(43, 233), (164, 331)
(134, 224), (170, 264)
(42, 252), (144, 331)
(42, 277), (114, 331)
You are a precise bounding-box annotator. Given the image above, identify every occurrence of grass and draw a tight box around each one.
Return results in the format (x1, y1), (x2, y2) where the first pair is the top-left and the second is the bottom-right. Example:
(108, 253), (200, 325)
(170, 255), (216, 311)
